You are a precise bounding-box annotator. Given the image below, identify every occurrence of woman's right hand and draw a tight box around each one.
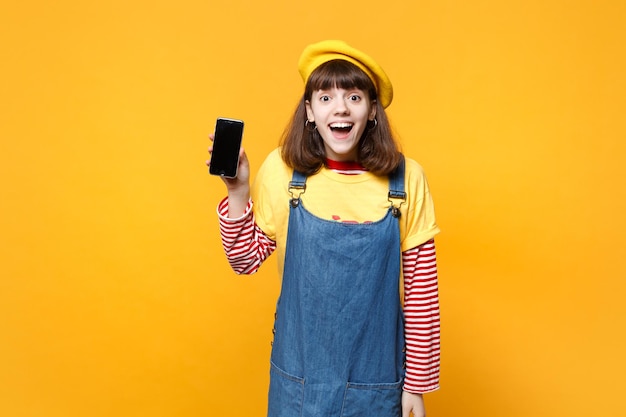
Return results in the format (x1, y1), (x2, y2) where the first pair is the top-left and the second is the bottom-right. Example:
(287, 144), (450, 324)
(206, 133), (250, 188)
(207, 133), (251, 218)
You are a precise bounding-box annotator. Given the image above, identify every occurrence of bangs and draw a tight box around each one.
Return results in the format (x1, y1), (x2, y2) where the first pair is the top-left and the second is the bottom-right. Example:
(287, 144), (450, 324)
(305, 60), (377, 99)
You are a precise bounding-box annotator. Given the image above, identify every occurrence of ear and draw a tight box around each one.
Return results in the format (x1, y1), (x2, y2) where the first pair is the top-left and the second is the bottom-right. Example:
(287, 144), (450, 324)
(304, 100), (314, 122)
(369, 100), (377, 121)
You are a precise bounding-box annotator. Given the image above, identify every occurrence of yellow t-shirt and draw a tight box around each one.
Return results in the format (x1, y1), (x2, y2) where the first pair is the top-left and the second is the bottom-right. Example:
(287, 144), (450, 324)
(251, 148), (440, 275)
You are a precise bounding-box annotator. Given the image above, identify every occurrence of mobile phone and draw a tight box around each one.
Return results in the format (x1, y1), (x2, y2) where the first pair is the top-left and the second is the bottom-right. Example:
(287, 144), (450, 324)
(209, 117), (244, 178)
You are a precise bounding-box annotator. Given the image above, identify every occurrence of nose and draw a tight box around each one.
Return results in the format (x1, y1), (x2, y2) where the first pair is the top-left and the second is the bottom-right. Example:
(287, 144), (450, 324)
(333, 98), (349, 114)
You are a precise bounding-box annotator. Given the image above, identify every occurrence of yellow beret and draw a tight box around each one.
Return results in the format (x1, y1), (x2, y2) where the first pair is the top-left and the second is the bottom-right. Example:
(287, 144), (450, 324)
(298, 40), (394, 109)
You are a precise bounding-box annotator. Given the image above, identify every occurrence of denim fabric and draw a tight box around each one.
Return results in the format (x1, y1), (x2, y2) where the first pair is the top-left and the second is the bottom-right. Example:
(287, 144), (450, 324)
(268, 166), (405, 417)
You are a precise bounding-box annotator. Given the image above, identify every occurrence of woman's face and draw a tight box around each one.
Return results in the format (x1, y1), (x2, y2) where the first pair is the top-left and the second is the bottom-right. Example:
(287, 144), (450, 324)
(305, 87), (376, 162)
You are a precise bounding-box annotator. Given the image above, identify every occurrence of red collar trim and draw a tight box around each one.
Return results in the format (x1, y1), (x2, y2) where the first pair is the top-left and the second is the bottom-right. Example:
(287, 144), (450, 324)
(326, 159), (367, 172)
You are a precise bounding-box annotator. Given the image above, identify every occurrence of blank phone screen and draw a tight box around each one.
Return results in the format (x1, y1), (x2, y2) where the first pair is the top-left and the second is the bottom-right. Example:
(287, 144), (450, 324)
(209, 118), (244, 178)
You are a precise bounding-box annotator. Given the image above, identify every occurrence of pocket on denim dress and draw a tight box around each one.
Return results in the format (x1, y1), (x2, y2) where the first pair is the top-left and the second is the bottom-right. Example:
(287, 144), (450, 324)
(340, 379), (403, 417)
(268, 362), (305, 417)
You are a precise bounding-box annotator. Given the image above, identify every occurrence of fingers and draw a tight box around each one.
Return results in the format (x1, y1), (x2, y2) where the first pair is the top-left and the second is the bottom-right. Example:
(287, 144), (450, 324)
(207, 133), (215, 153)
(205, 133), (248, 179)
(207, 134), (215, 166)
(401, 391), (425, 417)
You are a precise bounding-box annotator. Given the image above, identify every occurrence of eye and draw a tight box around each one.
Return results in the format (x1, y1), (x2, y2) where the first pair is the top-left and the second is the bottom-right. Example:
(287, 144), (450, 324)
(319, 95), (331, 102)
(348, 94), (361, 102)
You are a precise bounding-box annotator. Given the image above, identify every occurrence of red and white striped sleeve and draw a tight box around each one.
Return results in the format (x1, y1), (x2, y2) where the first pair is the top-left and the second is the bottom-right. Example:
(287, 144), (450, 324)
(217, 197), (276, 275)
(402, 239), (441, 393)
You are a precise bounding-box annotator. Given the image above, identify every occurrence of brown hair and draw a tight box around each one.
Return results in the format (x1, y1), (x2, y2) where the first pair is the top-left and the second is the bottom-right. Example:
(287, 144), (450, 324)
(280, 60), (402, 176)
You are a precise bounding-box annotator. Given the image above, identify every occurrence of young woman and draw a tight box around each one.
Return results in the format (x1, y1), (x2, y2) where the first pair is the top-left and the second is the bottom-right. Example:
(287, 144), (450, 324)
(208, 40), (440, 417)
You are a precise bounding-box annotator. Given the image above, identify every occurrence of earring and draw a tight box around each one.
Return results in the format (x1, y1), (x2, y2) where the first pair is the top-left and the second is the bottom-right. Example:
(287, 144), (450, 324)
(368, 118), (378, 129)
(305, 120), (317, 131)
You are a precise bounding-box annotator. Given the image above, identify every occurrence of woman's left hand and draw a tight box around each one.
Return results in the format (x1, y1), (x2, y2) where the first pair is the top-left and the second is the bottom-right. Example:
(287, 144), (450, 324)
(402, 391), (425, 417)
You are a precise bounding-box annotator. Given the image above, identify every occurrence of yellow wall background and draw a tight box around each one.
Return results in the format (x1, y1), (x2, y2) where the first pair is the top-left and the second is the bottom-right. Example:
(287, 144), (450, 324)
(1, 0), (624, 416)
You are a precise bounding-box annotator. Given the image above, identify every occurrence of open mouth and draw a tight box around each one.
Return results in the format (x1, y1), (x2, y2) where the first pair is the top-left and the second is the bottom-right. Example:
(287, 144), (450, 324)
(329, 122), (354, 133)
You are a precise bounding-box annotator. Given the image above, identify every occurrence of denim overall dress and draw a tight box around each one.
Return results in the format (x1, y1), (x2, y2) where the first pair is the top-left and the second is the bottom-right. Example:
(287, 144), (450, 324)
(268, 159), (406, 417)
